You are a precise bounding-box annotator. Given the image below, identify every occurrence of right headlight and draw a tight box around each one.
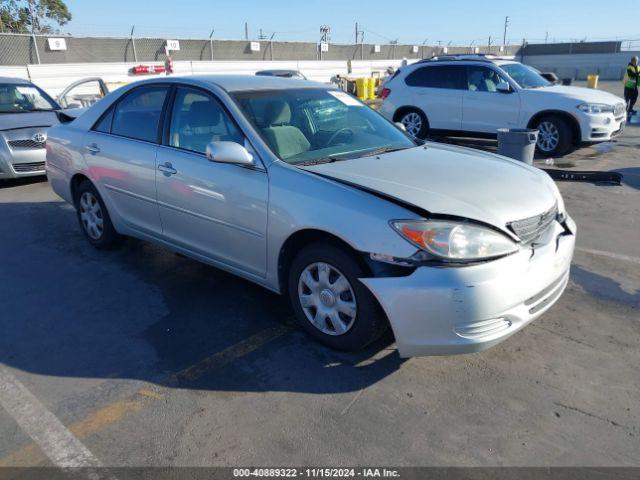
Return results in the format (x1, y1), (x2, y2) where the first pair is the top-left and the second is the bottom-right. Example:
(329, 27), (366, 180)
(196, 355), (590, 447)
(391, 219), (519, 262)
(577, 103), (614, 114)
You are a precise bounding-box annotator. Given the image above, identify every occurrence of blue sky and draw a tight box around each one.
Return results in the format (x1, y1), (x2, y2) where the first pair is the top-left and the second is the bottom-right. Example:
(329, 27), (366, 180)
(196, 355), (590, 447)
(64, 0), (639, 45)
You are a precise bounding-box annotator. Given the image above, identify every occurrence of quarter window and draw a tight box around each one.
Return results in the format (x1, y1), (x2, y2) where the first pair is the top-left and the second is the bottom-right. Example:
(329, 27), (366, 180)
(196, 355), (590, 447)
(405, 65), (465, 89)
(93, 107), (114, 133)
(169, 87), (243, 154)
(110, 86), (169, 143)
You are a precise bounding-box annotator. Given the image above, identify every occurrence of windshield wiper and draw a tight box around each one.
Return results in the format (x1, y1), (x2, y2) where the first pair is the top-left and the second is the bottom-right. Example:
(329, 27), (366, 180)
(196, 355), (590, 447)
(359, 145), (410, 158)
(296, 157), (341, 166)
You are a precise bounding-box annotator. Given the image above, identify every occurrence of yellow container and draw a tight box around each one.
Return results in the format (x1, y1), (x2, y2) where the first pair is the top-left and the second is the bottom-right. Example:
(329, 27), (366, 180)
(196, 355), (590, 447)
(367, 77), (377, 99)
(587, 74), (599, 89)
(355, 77), (369, 100)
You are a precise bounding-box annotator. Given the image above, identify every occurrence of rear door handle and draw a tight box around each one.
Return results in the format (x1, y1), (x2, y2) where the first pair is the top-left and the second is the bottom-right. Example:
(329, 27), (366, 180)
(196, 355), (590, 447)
(85, 143), (100, 154)
(158, 162), (177, 176)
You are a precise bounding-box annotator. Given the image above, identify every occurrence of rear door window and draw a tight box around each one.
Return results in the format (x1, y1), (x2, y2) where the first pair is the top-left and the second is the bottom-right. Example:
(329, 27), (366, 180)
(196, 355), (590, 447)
(111, 86), (169, 143)
(405, 65), (465, 89)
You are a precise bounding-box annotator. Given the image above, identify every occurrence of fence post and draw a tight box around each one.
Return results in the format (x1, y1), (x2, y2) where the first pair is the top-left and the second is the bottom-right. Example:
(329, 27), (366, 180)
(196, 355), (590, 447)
(130, 26), (137, 62)
(32, 34), (41, 64)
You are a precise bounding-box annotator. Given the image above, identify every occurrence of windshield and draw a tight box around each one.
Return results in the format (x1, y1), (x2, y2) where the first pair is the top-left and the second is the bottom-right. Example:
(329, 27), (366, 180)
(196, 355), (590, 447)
(232, 88), (414, 164)
(501, 63), (550, 89)
(0, 83), (58, 113)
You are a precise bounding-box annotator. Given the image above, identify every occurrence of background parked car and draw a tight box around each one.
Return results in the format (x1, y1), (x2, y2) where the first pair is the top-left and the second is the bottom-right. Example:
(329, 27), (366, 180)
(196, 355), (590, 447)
(256, 69), (307, 80)
(379, 55), (626, 156)
(0, 77), (61, 179)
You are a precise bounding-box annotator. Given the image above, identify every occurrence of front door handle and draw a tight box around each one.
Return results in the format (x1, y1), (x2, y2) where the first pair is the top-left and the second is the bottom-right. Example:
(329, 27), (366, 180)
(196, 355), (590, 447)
(158, 162), (177, 176)
(85, 143), (100, 154)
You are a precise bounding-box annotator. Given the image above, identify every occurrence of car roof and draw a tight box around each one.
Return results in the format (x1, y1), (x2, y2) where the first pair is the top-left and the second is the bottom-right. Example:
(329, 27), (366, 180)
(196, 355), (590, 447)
(178, 75), (324, 92)
(0, 76), (32, 85)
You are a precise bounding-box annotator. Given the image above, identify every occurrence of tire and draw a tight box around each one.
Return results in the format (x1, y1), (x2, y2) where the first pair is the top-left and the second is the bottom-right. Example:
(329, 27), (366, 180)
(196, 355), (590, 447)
(398, 109), (429, 140)
(74, 180), (121, 249)
(535, 115), (573, 157)
(288, 243), (388, 351)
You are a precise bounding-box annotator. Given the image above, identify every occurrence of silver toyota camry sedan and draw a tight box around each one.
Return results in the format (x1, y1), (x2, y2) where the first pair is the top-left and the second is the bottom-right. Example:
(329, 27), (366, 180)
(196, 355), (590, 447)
(46, 75), (576, 357)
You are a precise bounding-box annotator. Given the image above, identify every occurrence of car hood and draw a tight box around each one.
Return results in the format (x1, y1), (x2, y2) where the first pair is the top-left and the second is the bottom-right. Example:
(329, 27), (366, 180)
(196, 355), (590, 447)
(0, 111), (59, 131)
(526, 85), (624, 104)
(301, 143), (558, 233)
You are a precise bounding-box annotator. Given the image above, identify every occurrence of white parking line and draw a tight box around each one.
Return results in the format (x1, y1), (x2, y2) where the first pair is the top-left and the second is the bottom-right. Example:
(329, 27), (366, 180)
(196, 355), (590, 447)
(0, 365), (111, 477)
(575, 247), (640, 265)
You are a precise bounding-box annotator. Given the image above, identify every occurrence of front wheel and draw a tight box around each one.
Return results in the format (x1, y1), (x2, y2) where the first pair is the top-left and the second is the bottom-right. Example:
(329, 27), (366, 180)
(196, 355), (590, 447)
(288, 243), (388, 351)
(535, 115), (573, 157)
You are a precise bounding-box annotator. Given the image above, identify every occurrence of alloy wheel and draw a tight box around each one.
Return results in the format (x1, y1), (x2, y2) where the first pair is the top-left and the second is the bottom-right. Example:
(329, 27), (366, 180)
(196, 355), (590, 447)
(401, 112), (423, 139)
(79, 191), (104, 240)
(537, 121), (560, 153)
(297, 262), (357, 336)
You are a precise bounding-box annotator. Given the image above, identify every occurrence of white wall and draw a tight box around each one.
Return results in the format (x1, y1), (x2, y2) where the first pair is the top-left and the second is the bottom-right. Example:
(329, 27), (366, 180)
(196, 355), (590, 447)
(1, 59), (414, 96)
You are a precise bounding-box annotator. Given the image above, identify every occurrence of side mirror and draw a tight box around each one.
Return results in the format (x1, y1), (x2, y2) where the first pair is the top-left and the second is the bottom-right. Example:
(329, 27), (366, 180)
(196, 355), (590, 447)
(496, 81), (512, 93)
(206, 141), (255, 166)
(395, 122), (407, 132)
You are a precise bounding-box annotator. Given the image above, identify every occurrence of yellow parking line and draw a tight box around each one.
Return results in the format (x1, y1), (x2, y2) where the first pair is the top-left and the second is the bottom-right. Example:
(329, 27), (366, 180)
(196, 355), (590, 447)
(0, 323), (291, 467)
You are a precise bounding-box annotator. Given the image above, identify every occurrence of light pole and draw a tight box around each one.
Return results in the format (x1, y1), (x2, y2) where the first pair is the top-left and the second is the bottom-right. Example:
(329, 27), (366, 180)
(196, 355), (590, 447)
(209, 29), (214, 62)
(503, 16), (510, 47)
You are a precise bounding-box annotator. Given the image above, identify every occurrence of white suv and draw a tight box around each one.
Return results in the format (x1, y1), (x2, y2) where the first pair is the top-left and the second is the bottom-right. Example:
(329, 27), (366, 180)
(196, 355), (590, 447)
(379, 56), (627, 156)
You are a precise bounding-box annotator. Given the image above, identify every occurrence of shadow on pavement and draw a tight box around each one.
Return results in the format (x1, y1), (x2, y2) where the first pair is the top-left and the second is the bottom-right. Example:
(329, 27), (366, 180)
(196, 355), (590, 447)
(0, 200), (404, 395)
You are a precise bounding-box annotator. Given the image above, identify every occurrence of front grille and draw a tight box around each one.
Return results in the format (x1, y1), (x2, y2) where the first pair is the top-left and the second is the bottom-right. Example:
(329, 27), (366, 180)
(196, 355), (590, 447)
(8, 139), (46, 149)
(507, 204), (558, 244)
(614, 103), (625, 117)
(12, 161), (46, 173)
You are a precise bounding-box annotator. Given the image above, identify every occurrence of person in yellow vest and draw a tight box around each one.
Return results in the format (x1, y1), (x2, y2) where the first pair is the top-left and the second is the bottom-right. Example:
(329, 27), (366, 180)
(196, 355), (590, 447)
(624, 56), (639, 120)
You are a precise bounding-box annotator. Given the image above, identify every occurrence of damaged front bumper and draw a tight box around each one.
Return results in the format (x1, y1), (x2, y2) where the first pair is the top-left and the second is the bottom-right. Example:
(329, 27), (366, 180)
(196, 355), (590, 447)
(361, 215), (576, 357)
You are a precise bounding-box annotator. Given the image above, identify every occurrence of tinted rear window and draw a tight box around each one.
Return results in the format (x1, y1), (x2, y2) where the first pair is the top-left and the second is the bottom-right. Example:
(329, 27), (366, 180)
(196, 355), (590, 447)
(111, 86), (169, 143)
(405, 65), (465, 89)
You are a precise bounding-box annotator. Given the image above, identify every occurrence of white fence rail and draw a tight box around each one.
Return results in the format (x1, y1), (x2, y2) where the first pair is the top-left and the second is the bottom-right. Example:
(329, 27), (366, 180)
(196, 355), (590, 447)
(1, 59), (415, 96)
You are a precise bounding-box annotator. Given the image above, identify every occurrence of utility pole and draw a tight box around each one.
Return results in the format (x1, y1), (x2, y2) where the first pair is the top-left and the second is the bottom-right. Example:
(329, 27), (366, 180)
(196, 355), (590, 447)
(488, 36), (492, 54)
(545, 31), (549, 44)
(503, 16), (509, 46)
(355, 22), (364, 60)
(319, 25), (330, 61)
(244, 22), (248, 40)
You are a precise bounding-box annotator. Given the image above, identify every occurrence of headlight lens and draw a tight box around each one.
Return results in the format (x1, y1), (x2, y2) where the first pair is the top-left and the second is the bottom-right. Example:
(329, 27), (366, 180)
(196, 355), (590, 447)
(577, 103), (614, 114)
(391, 220), (518, 261)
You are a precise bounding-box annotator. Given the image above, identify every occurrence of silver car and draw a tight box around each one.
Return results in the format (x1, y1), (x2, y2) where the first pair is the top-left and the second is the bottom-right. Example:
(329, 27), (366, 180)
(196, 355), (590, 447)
(0, 77), (61, 179)
(46, 75), (576, 357)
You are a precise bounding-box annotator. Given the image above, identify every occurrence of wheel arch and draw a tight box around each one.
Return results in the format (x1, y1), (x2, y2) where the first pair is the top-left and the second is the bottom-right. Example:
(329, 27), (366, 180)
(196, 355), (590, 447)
(277, 229), (373, 296)
(392, 105), (429, 126)
(527, 110), (581, 145)
(69, 173), (92, 204)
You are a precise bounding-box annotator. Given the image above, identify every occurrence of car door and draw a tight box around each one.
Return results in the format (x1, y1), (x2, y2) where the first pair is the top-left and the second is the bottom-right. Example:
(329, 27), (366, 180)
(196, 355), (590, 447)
(462, 65), (521, 133)
(155, 86), (268, 276)
(57, 78), (109, 109)
(405, 65), (465, 131)
(82, 84), (169, 237)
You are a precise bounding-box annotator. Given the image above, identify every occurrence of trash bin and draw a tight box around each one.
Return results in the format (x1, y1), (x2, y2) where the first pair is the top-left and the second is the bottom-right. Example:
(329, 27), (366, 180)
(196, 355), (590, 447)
(587, 74), (599, 89)
(497, 128), (539, 165)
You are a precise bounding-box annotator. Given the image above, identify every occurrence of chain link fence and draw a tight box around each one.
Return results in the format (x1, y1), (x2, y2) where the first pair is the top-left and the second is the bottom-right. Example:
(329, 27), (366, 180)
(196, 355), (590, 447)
(0, 32), (525, 66)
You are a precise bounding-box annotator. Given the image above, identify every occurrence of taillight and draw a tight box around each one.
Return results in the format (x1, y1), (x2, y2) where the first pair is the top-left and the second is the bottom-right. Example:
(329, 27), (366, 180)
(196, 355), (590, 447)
(380, 87), (391, 99)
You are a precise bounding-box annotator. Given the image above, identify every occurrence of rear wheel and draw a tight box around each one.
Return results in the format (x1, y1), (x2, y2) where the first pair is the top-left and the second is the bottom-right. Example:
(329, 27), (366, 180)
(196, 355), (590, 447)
(535, 115), (573, 157)
(399, 109), (428, 140)
(74, 180), (121, 249)
(288, 243), (387, 351)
